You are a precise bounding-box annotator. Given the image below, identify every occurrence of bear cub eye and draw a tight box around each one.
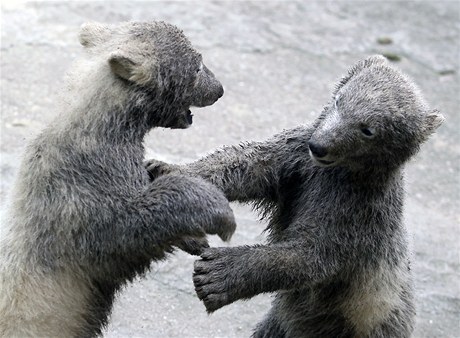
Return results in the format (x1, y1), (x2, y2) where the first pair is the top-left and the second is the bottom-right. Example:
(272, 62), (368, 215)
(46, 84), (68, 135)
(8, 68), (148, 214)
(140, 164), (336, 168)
(361, 126), (376, 137)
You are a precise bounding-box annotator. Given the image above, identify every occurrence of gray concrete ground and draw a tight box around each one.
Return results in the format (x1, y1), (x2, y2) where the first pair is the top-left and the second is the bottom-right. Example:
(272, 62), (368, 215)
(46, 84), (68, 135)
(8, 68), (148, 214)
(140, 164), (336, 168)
(1, 1), (459, 337)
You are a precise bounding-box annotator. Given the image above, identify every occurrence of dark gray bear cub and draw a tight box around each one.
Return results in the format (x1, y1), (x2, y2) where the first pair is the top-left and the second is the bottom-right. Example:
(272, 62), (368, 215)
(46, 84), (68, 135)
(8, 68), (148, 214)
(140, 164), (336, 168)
(146, 55), (444, 337)
(0, 21), (235, 337)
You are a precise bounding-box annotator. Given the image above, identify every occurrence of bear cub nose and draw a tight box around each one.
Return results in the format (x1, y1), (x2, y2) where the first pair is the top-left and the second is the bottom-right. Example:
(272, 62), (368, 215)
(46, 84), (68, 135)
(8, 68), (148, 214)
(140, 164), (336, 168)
(217, 83), (224, 99)
(308, 141), (328, 158)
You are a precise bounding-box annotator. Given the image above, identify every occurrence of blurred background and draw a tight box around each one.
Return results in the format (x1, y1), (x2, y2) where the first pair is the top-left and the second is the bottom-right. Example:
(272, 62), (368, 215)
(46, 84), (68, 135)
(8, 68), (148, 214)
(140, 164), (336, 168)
(1, 1), (458, 337)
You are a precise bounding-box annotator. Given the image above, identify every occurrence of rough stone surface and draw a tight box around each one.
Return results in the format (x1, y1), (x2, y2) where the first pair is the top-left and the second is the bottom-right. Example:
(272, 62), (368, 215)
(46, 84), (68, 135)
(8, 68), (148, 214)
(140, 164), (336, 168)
(0, 1), (458, 337)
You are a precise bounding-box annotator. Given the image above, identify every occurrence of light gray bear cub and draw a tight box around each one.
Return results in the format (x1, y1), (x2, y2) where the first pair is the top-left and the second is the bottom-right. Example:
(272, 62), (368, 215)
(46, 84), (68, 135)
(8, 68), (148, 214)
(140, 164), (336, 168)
(147, 55), (444, 337)
(0, 21), (235, 337)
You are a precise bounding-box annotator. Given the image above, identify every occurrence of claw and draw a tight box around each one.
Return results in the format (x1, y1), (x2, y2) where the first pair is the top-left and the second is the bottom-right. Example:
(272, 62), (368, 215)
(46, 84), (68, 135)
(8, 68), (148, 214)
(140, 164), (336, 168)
(194, 260), (210, 273)
(200, 248), (219, 260)
(202, 293), (228, 313)
(176, 236), (209, 256)
(195, 287), (206, 300)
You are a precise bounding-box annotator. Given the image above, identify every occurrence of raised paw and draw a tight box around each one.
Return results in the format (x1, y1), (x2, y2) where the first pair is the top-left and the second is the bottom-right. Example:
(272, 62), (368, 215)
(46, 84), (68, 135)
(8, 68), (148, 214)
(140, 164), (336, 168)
(174, 235), (209, 256)
(193, 247), (239, 312)
(192, 180), (236, 242)
(144, 159), (178, 181)
(209, 207), (236, 242)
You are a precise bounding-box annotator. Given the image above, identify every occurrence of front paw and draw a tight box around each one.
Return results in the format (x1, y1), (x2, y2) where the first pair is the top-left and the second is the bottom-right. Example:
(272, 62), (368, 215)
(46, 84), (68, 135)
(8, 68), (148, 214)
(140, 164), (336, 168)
(193, 247), (239, 313)
(144, 159), (178, 181)
(174, 235), (209, 256)
(195, 180), (236, 242)
(208, 204), (236, 242)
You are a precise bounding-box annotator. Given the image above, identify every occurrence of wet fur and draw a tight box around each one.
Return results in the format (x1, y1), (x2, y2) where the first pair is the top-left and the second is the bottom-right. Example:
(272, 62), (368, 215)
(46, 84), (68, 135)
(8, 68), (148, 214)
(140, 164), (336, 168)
(147, 55), (443, 337)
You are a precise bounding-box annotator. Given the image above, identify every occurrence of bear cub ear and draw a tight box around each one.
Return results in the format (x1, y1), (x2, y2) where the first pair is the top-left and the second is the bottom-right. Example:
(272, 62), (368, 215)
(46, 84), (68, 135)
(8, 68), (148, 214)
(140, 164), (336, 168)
(422, 109), (445, 139)
(354, 55), (388, 74)
(108, 52), (153, 86)
(108, 53), (137, 81)
(79, 22), (111, 48)
(363, 54), (388, 67)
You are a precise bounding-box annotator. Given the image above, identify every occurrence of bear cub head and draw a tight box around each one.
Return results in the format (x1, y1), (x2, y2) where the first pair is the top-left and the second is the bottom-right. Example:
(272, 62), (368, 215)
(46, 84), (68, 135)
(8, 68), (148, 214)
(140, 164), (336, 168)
(79, 21), (224, 129)
(308, 55), (444, 171)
